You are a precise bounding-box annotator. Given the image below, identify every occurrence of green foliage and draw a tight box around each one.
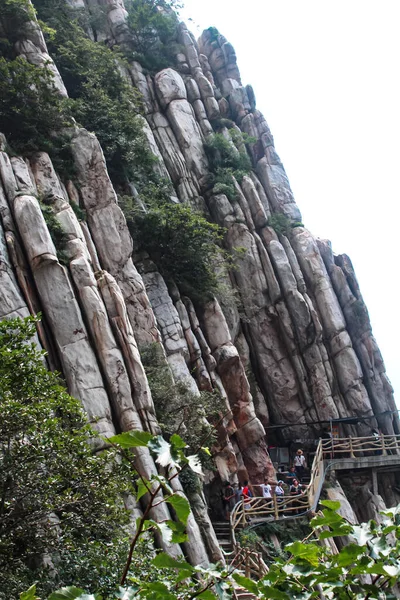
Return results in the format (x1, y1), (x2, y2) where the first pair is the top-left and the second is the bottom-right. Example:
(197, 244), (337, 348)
(39, 200), (69, 265)
(0, 316), (130, 599)
(237, 527), (263, 550)
(140, 343), (223, 463)
(0, 0), (36, 56)
(257, 518), (312, 562)
(125, 0), (181, 73)
(235, 502), (400, 599)
(27, 501), (400, 598)
(204, 132), (253, 201)
(122, 198), (227, 299)
(33, 2), (153, 185)
(268, 212), (304, 236)
(0, 56), (69, 154)
(70, 201), (87, 222)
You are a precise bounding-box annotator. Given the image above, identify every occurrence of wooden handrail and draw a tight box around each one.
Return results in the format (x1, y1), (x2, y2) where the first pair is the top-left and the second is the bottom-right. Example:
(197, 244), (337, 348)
(321, 434), (400, 457)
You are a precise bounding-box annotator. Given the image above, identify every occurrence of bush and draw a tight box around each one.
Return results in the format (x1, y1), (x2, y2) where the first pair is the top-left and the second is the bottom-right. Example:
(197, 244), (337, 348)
(140, 342), (223, 458)
(122, 198), (227, 299)
(204, 132), (253, 201)
(125, 0), (181, 73)
(0, 56), (69, 154)
(28, 0), (160, 187)
(39, 200), (69, 265)
(0, 0), (36, 56)
(268, 213), (304, 236)
(237, 527), (263, 550)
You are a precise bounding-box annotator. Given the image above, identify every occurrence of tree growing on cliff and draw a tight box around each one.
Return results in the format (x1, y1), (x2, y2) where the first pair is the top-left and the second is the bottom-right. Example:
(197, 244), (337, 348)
(125, 0), (181, 73)
(121, 198), (227, 299)
(0, 316), (130, 598)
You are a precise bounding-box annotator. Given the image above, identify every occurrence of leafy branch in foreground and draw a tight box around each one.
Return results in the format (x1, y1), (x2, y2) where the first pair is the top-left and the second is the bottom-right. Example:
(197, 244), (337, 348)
(235, 499), (400, 600)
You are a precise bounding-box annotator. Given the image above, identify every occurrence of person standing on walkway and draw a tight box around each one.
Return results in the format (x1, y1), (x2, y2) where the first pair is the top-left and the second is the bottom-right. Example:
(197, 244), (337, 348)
(286, 464), (297, 486)
(259, 479), (273, 512)
(289, 478), (304, 514)
(241, 480), (253, 522)
(294, 449), (306, 482)
(223, 481), (236, 521)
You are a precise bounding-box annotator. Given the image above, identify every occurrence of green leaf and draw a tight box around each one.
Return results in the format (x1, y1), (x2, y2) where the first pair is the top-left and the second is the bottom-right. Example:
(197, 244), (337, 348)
(201, 446), (211, 456)
(311, 509), (345, 528)
(335, 544), (364, 567)
(167, 519), (189, 543)
(197, 591), (217, 599)
(141, 582), (176, 600)
(136, 478), (150, 501)
(286, 540), (321, 566)
(20, 586), (37, 600)
(187, 454), (202, 474)
(167, 493), (191, 525)
(170, 433), (187, 449)
(233, 573), (259, 594)
(258, 584), (290, 600)
(108, 430), (153, 448)
(320, 499), (341, 511)
(319, 524), (353, 539)
(152, 551), (194, 572)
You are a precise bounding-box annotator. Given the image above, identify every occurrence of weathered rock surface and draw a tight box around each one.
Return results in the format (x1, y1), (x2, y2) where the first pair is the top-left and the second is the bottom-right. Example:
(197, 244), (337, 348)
(0, 0), (398, 565)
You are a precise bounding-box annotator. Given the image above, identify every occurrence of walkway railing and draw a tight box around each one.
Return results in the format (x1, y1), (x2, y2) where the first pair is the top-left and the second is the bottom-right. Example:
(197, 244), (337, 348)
(321, 434), (400, 458)
(229, 545), (268, 579)
(307, 437), (325, 511)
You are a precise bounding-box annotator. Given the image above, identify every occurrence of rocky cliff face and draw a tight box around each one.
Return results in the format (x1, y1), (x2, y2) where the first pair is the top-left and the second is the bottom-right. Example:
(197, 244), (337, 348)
(0, 0), (398, 563)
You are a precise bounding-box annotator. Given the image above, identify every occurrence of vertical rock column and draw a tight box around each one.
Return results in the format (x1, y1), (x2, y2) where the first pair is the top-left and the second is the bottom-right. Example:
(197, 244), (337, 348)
(318, 240), (399, 435)
(291, 228), (374, 430)
(201, 299), (274, 482)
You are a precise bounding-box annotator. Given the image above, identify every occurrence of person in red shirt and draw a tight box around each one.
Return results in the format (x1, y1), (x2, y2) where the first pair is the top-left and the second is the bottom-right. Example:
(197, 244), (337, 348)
(241, 480), (253, 504)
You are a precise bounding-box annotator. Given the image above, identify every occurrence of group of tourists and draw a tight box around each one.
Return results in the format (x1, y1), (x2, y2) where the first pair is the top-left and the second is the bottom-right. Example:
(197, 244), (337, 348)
(222, 449), (309, 520)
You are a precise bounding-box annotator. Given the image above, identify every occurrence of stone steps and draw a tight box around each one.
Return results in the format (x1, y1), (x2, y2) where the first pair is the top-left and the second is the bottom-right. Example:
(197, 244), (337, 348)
(212, 520), (234, 554)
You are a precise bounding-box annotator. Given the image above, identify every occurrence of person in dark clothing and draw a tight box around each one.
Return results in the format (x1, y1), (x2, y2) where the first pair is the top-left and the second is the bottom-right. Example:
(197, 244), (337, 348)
(222, 481), (236, 520)
(294, 449), (306, 482)
(286, 464), (297, 486)
(289, 478), (304, 514)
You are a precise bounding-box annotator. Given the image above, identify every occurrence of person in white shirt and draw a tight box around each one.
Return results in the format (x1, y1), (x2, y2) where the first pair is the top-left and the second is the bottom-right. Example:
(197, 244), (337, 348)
(275, 480), (285, 514)
(259, 479), (272, 511)
(294, 449), (306, 481)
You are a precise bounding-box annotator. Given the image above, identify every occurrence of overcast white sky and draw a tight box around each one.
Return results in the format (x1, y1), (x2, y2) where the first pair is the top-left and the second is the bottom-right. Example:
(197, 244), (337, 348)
(181, 0), (400, 404)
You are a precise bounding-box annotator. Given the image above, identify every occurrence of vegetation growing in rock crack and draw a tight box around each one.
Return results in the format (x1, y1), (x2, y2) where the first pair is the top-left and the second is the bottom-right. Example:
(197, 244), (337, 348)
(204, 131), (255, 201)
(268, 212), (304, 236)
(125, 0), (182, 74)
(120, 195), (232, 300)
(0, 0), (36, 57)
(39, 199), (70, 266)
(140, 342), (223, 483)
(0, 0), (175, 189)
(0, 56), (70, 156)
